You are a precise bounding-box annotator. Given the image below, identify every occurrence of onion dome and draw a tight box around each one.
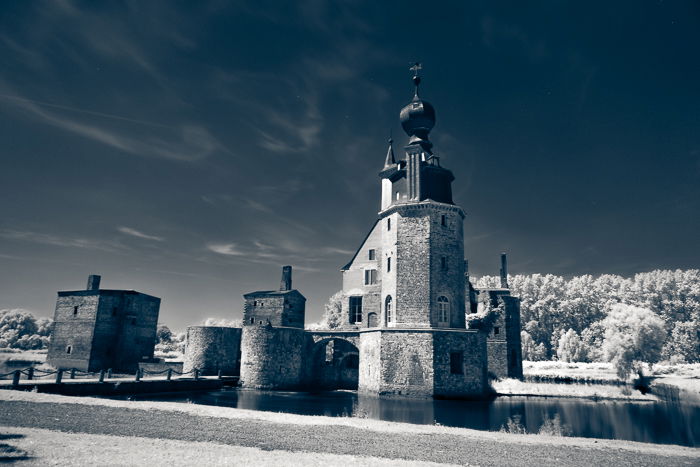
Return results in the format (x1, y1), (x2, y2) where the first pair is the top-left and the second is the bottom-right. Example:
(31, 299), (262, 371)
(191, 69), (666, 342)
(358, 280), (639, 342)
(399, 66), (436, 141)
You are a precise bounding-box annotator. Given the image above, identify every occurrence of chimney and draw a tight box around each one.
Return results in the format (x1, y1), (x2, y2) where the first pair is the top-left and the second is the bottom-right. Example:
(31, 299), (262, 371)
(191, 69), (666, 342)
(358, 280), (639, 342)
(280, 266), (292, 291)
(499, 253), (509, 289)
(87, 275), (101, 291)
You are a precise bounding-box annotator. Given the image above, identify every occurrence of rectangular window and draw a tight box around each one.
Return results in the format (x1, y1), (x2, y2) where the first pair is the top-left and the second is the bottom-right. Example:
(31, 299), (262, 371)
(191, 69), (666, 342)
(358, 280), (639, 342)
(368, 249), (376, 260)
(387, 218), (391, 231)
(450, 352), (463, 375)
(73, 305), (78, 316)
(349, 296), (362, 324)
(441, 214), (446, 226)
(364, 269), (377, 285)
(387, 257), (391, 273)
(494, 326), (500, 335)
(441, 256), (447, 269)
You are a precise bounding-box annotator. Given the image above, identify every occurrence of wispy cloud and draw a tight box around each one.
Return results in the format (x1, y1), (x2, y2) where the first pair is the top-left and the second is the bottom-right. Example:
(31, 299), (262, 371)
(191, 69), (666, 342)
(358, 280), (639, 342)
(0, 229), (124, 252)
(206, 243), (245, 256)
(117, 226), (164, 242)
(1, 92), (223, 162)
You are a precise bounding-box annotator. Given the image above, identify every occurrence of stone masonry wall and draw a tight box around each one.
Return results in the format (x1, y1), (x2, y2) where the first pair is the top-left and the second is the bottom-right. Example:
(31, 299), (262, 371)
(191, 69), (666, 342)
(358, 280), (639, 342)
(281, 293), (306, 329)
(183, 326), (242, 375)
(240, 326), (309, 389)
(379, 330), (435, 397)
(243, 296), (285, 326)
(486, 303), (507, 379)
(358, 331), (381, 393)
(429, 206), (465, 328)
(47, 293), (99, 371)
(433, 330), (488, 398)
(395, 211), (432, 327)
(380, 213), (397, 327)
(110, 293), (160, 372)
(503, 296), (523, 379)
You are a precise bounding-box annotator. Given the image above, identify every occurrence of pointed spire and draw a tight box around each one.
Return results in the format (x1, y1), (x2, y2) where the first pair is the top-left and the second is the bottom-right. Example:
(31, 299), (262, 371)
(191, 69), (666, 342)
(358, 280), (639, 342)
(383, 136), (395, 168)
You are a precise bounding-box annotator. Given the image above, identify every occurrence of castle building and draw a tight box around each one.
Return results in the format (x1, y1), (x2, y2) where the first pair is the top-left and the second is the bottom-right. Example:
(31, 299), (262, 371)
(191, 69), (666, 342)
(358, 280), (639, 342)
(47, 275), (161, 372)
(188, 67), (522, 398)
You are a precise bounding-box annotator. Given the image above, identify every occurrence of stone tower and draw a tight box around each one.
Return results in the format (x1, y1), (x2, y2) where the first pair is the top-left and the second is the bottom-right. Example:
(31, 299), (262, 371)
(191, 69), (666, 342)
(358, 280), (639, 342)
(377, 66), (466, 329)
(354, 66), (488, 398)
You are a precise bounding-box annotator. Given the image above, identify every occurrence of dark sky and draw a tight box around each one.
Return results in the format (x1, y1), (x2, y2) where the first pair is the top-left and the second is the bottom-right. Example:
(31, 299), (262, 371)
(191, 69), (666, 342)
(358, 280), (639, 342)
(1, 1), (698, 330)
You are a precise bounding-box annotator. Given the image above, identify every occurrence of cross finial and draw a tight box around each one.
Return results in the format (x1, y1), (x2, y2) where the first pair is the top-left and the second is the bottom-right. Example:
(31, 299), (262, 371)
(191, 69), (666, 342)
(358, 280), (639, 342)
(409, 62), (422, 96)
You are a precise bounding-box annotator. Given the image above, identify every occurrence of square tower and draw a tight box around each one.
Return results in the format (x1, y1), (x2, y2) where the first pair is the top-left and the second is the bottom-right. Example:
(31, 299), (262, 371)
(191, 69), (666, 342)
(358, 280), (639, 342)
(243, 266), (306, 328)
(47, 275), (160, 372)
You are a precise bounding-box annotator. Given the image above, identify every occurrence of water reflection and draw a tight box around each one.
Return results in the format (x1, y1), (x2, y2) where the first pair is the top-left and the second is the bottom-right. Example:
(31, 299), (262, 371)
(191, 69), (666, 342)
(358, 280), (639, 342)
(125, 389), (700, 447)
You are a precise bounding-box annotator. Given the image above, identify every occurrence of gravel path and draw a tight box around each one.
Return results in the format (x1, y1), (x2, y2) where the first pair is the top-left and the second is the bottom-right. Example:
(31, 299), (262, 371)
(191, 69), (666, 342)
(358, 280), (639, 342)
(0, 400), (697, 466)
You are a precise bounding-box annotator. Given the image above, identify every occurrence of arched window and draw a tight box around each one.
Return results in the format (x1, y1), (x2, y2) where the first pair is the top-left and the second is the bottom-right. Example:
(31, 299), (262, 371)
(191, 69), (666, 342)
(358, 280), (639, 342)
(437, 296), (450, 326)
(385, 295), (393, 324)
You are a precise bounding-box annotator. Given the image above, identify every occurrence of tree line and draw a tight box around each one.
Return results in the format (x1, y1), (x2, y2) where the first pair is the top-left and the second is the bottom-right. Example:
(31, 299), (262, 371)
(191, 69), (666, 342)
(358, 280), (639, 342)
(475, 269), (700, 367)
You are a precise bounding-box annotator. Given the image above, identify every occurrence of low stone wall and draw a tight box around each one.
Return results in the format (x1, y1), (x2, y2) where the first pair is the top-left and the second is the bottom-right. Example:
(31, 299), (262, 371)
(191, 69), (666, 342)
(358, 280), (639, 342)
(183, 326), (242, 376)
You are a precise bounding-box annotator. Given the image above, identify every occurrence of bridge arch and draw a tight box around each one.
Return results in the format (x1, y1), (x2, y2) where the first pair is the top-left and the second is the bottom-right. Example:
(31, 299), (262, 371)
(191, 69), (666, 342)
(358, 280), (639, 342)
(308, 335), (360, 390)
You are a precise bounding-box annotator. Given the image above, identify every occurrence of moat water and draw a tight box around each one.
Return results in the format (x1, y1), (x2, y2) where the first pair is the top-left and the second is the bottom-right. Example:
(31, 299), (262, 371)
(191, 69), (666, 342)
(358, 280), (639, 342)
(121, 388), (700, 447)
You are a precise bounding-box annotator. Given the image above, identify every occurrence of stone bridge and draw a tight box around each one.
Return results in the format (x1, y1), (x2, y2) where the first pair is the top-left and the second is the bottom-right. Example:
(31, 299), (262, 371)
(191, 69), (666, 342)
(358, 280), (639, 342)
(307, 330), (360, 347)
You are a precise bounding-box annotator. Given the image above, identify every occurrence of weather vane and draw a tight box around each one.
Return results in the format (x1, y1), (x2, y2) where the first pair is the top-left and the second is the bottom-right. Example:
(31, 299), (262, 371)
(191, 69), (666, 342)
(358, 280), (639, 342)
(409, 62), (422, 78)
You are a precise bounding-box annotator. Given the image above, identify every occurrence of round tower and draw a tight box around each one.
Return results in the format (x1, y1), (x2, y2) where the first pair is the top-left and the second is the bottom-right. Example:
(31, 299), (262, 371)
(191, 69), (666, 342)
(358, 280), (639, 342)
(183, 326), (242, 376)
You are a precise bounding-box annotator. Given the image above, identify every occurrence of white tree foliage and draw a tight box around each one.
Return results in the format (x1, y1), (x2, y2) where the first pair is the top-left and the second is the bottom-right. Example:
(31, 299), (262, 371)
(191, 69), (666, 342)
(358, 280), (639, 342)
(476, 269), (700, 362)
(601, 303), (666, 379)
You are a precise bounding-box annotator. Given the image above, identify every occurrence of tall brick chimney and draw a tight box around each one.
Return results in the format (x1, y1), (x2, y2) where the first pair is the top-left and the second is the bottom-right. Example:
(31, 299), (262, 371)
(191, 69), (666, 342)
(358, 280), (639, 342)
(499, 253), (508, 289)
(280, 266), (292, 291)
(87, 275), (101, 291)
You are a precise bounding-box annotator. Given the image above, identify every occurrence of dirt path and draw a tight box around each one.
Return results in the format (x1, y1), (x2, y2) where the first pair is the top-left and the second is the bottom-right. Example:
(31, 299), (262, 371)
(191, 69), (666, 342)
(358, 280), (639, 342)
(0, 397), (697, 466)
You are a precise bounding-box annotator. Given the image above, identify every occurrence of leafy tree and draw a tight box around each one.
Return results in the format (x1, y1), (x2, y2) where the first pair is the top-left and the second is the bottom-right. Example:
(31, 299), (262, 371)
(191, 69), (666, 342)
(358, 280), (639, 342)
(521, 330), (547, 361)
(661, 321), (700, 363)
(601, 303), (666, 379)
(156, 325), (173, 344)
(556, 329), (587, 362)
(318, 291), (344, 329)
(0, 309), (52, 349)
